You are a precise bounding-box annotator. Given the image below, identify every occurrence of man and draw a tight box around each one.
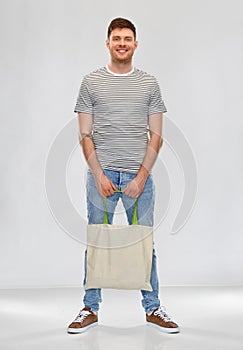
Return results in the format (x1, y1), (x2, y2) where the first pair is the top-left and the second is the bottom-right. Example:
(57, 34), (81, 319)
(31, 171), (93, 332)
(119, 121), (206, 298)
(67, 17), (180, 334)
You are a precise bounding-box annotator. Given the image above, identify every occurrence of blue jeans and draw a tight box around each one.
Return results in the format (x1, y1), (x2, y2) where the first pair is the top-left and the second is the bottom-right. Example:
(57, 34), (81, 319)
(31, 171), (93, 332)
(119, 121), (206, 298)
(83, 169), (161, 315)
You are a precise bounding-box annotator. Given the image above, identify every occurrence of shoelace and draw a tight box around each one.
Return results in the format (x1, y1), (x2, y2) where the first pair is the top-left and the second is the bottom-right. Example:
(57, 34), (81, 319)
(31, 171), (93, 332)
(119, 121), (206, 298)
(154, 306), (172, 322)
(74, 310), (91, 323)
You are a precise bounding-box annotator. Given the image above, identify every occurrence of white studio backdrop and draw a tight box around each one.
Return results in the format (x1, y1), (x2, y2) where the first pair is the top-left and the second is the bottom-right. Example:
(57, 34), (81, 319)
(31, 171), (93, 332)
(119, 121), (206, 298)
(0, 0), (243, 288)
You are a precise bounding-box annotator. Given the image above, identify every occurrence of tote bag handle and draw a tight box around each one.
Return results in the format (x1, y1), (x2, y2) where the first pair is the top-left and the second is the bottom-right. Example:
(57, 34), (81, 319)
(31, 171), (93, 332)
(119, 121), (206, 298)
(103, 190), (138, 225)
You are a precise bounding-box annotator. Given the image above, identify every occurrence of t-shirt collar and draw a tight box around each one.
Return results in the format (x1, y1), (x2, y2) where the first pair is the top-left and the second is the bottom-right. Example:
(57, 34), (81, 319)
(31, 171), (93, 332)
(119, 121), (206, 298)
(105, 65), (134, 76)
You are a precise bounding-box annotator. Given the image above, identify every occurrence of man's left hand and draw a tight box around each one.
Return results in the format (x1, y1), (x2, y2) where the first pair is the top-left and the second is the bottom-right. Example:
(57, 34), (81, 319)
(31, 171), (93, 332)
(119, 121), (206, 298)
(123, 176), (147, 198)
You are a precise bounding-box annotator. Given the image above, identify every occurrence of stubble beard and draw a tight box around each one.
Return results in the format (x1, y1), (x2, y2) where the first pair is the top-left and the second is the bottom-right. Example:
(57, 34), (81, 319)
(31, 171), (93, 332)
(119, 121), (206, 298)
(111, 49), (134, 65)
(112, 56), (131, 64)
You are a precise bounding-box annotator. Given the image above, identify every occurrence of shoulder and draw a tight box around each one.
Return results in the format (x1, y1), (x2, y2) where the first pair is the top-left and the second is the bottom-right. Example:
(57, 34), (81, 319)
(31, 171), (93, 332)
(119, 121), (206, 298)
(83, 67), (107, 82)
(134, 68), (159, 84)
(134, 67), (157, 79)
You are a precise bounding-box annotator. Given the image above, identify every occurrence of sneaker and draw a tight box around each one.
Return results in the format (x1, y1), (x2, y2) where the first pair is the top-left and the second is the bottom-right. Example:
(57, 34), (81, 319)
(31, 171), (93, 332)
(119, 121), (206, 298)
(67, 307), (98, 334)
(146, 306), (180, 333)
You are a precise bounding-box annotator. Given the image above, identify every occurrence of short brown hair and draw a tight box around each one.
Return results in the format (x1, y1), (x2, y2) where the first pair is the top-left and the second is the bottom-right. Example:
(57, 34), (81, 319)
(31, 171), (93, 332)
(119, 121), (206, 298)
(107, 17), (136, 40)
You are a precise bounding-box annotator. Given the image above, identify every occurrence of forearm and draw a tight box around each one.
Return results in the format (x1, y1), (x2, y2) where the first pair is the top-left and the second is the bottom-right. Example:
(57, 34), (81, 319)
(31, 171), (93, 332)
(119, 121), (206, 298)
(123, 134), (162, 198)
(80, 136), (103, 177)
(80, 136), (118, 197)
(137, 112), (163, 182)
(137, 135), (163, 181)
(78, 112), (103, 177)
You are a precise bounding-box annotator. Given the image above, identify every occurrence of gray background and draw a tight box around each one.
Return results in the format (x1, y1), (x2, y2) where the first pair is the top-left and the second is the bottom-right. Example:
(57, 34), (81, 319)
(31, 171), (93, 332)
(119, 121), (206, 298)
(1, 0), (242, 288)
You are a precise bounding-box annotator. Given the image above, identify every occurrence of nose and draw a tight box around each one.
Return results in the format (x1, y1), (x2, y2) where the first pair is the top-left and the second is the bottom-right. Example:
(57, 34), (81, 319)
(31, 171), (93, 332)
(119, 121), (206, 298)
(119, 39), (125, 46)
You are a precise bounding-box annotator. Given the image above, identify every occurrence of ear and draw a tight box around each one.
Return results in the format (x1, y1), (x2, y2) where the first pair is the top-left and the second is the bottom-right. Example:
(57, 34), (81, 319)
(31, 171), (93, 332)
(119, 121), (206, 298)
(106, 39), (110, 49)
(134, 40), (138, 50)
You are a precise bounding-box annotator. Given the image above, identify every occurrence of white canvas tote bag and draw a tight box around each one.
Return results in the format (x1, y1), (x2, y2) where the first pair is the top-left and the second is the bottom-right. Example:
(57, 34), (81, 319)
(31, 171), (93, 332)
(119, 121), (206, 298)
(85, 193), (153, 291)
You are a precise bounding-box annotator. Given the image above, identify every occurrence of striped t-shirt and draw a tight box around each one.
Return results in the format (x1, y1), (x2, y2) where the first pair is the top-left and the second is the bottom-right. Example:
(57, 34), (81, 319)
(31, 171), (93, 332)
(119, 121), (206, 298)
(74, 66), (167, 173)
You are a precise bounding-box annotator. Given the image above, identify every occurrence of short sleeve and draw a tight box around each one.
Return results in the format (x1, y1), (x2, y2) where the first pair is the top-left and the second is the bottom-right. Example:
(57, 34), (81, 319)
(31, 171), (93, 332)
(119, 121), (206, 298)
(148, 78), (167, 115)
(74, 77), (94, 114)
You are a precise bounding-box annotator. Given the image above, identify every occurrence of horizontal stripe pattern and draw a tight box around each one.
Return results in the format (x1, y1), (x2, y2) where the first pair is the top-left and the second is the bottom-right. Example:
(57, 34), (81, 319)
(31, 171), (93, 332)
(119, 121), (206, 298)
(74, 67), (167, 173)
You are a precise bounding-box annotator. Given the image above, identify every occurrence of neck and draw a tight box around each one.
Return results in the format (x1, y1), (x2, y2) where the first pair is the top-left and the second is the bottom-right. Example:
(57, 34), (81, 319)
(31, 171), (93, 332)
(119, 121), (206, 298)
(107, 61), (133, 74)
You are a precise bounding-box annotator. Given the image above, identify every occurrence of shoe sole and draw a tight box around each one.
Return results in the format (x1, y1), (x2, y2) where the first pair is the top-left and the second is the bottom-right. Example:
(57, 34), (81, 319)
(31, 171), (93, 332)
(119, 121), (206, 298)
(146, 322), (180, 333)
(67, 322), (98, 334)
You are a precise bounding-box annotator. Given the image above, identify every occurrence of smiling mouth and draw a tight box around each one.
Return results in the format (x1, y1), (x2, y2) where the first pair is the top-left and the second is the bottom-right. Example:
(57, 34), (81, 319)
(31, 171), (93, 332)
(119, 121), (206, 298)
(116, 49), (128, 53)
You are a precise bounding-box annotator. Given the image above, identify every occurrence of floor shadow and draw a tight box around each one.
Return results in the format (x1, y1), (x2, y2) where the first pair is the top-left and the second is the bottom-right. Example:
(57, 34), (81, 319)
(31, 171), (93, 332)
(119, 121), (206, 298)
(1, 324), (173, 350)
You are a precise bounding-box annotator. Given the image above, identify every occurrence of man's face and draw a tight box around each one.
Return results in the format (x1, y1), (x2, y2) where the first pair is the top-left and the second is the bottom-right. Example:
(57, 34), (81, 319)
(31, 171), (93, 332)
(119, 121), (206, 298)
(106, 28), (138, 64)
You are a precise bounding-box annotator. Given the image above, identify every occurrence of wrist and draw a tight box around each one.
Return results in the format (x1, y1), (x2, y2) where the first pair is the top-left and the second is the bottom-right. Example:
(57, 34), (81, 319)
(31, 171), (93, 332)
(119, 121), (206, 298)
(136, 165), (149, 182)
(91, 167), (103, 179)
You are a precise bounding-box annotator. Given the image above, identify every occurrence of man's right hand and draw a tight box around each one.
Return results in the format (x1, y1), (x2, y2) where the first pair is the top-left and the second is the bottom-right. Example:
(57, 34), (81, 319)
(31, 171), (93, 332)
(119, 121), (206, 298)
(94, 172), (118, 198)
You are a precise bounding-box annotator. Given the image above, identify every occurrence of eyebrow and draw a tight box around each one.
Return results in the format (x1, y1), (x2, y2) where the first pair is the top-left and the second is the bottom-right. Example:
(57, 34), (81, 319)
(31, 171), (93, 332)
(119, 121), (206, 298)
(112, 36), (133, 39)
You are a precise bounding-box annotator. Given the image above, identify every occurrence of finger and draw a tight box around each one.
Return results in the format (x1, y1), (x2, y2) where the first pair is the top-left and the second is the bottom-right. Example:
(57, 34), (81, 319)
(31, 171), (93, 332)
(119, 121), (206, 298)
(102, 187), (111, 197)
(122, 186), (127, 194)
(100, 191), (106, 198)
(123, 188), (129, 196)
(110, 181), (118, 191)
(109, 184), (117, 196)
(133, 191), (139, 198)
(127, 192), (134, 198)
(108, 186), (115, 196)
